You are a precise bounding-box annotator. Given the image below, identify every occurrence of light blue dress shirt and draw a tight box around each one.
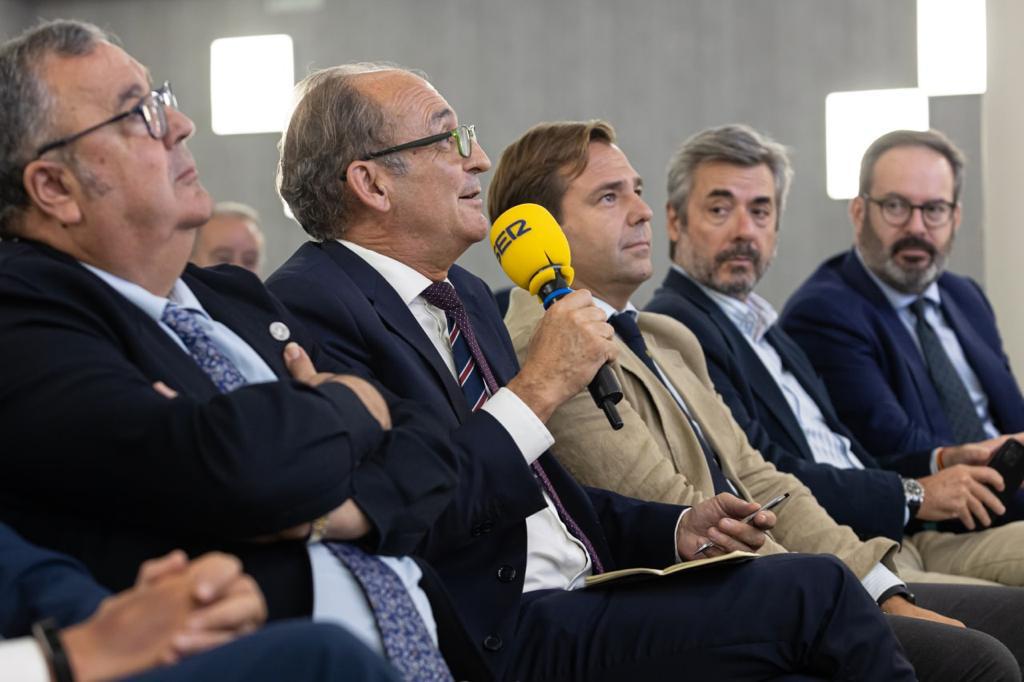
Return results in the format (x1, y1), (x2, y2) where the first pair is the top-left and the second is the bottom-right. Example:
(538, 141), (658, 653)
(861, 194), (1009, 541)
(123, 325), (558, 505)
(854, 250), (999, 440)
(79, 263), (436, 655)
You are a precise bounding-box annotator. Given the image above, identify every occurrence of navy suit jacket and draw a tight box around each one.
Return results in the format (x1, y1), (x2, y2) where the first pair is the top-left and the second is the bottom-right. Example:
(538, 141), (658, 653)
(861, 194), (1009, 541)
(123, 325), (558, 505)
(781, 249), (1024, 476)
(0, 522), (106, 638)
(646, 270), (906, 541)
(267, 240), (684, 678)
(0, 239), (458, 624)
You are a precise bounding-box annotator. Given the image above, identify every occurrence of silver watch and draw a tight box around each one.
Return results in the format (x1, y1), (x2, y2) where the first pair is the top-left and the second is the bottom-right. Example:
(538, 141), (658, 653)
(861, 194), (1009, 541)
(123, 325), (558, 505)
(902, 477), (925, 518)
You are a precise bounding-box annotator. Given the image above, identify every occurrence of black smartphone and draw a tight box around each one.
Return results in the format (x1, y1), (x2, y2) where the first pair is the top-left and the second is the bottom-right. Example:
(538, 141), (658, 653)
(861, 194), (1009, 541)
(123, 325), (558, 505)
(988, 438), (1024, 504)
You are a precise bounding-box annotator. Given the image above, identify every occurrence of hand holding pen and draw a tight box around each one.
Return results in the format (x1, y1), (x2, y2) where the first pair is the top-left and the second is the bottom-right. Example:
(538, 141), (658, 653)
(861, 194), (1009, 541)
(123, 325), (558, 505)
(676, 492), (789, 560)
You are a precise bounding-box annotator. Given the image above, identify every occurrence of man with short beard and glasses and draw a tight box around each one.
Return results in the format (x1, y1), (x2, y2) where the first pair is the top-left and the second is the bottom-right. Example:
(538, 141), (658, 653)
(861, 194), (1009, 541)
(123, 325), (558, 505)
(646, 124), (1024, 588)
(781, 129), (1024, 481)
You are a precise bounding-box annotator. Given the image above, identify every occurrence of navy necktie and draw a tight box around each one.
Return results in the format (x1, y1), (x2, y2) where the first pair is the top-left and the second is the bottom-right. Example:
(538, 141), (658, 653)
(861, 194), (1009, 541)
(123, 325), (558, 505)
(608, 311), (732, 495)
(160, 302), (246, 393)
(421, 281), (605, 574)
(909, 298), (988, 443)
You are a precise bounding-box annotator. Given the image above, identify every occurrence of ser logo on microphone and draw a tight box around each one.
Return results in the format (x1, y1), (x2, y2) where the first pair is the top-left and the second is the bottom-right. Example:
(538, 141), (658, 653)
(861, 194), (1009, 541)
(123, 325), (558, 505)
(492, 219), (532, 263)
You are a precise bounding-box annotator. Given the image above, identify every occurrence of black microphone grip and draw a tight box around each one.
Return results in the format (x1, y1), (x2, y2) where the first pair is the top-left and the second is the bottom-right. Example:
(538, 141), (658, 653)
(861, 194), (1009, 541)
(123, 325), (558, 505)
(537, 275), (624, 430)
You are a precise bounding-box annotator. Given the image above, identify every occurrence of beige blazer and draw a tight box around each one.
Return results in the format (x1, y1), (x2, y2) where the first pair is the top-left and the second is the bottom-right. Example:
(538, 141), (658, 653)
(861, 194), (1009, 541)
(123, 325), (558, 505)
(505, 287), (898, 579)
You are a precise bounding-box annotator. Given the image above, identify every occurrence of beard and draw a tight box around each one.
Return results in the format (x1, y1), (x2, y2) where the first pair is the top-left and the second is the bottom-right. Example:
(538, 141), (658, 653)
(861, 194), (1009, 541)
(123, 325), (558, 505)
(688, 239), (771, 299)
(858, 213), (951, 294)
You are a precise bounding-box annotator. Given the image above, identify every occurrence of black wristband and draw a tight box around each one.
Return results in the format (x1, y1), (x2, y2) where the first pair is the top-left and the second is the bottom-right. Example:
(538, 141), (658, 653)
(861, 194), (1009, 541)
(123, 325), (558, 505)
(877, 584), (916, 607)
(32, 618), (75, 682)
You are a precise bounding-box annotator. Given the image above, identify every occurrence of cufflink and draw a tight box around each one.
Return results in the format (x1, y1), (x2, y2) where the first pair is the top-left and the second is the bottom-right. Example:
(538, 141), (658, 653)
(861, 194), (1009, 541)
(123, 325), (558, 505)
(269, 321), (290, 341)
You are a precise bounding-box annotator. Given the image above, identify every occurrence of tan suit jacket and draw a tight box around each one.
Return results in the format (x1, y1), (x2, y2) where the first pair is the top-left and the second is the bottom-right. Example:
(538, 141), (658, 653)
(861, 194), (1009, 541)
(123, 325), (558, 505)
(505, 287), (898, 579)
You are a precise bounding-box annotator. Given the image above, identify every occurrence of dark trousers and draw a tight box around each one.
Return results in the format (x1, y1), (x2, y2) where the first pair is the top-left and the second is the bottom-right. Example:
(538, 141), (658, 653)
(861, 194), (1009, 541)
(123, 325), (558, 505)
(504, 553), (915, 681)
(892, 582), (1024, 682)
(129, 621), (401, 682)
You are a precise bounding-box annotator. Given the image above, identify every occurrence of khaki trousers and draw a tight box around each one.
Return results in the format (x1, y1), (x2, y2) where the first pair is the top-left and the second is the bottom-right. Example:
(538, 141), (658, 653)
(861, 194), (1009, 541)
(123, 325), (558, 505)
(893, 521), (1024, 586)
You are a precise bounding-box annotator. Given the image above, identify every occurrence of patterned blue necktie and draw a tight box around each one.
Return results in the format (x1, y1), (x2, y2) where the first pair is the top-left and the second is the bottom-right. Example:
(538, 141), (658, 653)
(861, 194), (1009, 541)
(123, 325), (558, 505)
(609, 311), (732, 495)
(160, 302), (246, 393)
(325, 542), (453, 681)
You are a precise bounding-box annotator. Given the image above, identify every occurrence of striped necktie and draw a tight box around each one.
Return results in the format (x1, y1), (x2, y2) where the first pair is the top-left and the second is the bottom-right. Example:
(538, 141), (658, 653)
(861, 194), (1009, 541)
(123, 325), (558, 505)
(421, 281), (605, 573)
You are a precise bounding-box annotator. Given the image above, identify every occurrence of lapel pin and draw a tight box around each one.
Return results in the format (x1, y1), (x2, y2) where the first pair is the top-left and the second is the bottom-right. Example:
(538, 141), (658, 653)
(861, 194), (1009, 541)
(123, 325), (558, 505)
(269, 321), (290, 341)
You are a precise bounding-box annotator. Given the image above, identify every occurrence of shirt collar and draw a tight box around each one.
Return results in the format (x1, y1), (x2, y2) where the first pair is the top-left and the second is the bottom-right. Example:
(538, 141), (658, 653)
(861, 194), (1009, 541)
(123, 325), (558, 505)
(340, 239), (444, 305)
(591, 296), (638, 321)
(854, 247), (941, 311)
(673, 263), (777, 342)
(79, 262), (207, 323)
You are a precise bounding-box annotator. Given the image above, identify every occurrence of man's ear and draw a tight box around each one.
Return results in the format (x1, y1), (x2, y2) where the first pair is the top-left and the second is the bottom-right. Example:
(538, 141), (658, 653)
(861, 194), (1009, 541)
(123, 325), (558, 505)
(22, 160), (83, 225)
(951, 202), (962, 235)
(849, 195), (865, 239)
(344, 159), (393, 214)
(665, 203), (683, 241)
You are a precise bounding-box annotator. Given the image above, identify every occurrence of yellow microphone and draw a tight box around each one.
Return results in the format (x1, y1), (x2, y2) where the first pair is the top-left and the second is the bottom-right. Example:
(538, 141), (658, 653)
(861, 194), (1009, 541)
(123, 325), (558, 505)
(490, 203), (623, 429)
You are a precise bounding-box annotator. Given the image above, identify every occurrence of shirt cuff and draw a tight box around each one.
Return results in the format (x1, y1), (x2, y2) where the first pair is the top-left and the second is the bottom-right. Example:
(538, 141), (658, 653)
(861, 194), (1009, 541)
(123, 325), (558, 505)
(673, 509), (688, 562)
(0, 638), (50, 682)
(861, 563), (906, 603)
(930, 447), (941, 475)
(480, 387), (555, 465)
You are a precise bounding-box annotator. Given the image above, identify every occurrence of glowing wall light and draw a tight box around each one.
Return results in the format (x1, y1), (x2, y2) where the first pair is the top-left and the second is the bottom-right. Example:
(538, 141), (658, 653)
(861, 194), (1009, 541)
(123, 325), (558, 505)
(917, 0), (987, 96)
(211, 34), (294, 135)
(825, 89), (930, 200)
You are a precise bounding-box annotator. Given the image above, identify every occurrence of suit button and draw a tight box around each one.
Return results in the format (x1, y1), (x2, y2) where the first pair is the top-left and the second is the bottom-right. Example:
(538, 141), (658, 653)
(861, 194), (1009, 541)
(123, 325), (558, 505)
(483, 635), (503, 652)
(496, 565), (517, 582)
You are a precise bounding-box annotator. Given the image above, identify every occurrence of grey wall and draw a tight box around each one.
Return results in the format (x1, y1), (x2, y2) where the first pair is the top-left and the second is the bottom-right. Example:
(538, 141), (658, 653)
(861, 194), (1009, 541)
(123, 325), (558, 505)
(5, 0), (984, 308)
(0, 0), (27, 38)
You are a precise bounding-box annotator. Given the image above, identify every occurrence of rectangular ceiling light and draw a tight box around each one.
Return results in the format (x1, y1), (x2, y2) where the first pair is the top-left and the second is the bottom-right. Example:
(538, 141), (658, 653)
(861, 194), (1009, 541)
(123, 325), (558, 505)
(917, 0), (987, 96)
(211, 34), (294, 135)
(825, 88), (930, 200)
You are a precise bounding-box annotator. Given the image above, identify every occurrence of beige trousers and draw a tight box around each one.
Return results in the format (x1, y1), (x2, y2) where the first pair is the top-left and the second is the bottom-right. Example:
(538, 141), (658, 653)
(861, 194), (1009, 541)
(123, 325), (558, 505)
(892, 521), (1024, 586)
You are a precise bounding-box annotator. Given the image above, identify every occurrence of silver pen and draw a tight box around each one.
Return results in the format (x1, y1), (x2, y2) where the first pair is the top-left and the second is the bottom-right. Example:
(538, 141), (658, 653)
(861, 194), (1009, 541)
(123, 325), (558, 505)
(694, 492), (790, 556)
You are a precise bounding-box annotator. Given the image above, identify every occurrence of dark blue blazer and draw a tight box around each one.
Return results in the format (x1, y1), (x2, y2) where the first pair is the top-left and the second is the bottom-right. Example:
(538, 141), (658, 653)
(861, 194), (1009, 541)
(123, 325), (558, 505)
(0, 522), (106, 638)
(781, 250), (1024, 476)
(0, 240), (457, 625)
(646, 270), (906, 541)
(267, 241), (684, 678)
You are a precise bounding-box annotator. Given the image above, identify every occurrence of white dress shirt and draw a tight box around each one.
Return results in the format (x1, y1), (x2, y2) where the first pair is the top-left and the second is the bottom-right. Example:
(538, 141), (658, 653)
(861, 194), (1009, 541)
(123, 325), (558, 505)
(339, 240), (594, 591)
(644, 273), (904, 601)
(855, 249), (999, 442)
(0, 638), (49, 682)
(80, 262), (434, 656)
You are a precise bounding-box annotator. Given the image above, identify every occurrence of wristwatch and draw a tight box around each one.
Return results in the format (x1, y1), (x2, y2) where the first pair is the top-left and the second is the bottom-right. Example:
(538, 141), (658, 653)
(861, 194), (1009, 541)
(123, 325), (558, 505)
(32, 618), (74, 682)
(902, 477), (925, 518)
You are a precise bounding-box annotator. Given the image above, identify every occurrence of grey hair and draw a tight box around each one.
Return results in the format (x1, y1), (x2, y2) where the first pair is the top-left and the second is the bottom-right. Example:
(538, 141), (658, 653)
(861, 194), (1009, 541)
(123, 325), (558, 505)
(666, 124), (792, 257)
(277, 62), (418, 241)
(212, 200), (262, 227)
(859, 128), (966, 202)
(0, 19), (112, 236)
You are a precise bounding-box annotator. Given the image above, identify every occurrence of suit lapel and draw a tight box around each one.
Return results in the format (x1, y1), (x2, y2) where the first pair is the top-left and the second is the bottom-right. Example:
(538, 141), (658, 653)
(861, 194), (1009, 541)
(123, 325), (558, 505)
(840, 251), (940, 418)
(641, 330), (749, 499)
(321, 242), (470, 419)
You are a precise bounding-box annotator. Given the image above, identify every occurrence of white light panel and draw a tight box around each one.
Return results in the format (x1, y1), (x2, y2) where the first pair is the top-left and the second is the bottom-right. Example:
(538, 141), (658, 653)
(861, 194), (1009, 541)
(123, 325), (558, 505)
(825, 89), (930, 200)
(917, 0), (987, 96)
(211, 34), (294, 135)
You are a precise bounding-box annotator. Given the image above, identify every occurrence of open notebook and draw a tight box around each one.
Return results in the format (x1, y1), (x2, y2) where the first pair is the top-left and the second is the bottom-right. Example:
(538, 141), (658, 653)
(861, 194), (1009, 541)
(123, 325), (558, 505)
(584, 550), (758, 588)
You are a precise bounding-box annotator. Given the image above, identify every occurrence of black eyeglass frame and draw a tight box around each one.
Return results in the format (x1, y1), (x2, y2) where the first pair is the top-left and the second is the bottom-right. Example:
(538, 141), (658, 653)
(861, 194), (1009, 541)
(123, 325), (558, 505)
(861, 193), (958, 230)
(362, 123), (476, 162)
(34, 81), (176, 158)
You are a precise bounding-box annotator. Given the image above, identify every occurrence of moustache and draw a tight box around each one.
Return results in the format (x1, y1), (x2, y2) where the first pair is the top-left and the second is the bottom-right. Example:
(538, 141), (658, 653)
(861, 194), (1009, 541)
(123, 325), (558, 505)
(715, 242), (761, 266)
(890, 236), (936, 258)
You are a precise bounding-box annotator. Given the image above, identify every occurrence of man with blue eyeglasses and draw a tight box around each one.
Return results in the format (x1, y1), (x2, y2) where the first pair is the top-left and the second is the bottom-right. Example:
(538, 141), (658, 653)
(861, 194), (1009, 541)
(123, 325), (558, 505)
(782, 130), (1024, 484)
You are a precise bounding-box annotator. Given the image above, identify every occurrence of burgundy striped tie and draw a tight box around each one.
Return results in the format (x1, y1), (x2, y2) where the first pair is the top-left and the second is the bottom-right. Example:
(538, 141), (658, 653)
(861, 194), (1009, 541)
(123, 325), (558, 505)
(421, 281), (604, 574)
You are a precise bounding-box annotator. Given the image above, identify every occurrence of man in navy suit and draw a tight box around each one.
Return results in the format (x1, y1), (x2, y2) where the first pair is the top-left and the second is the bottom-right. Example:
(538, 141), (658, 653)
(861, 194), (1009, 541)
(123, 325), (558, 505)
(0, 20), (490, 680)
(646, 123), (1024, 587)
(0, 523), (400, 682)
(780, 129), (1024, 469)
(267, 64), (917, 681)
